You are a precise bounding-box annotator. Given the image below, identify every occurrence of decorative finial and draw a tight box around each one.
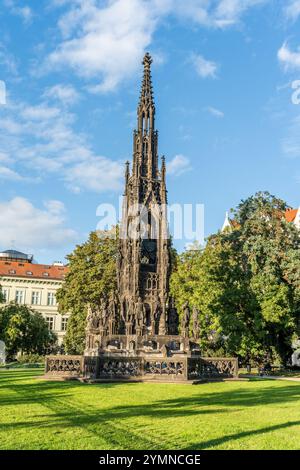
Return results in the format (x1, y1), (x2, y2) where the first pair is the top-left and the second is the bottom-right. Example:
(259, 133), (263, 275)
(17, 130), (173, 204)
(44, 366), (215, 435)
(143, 52), (152, 68)
(161, 156), (166, 182)
(139, 52), (154, 109)
(125, 160), (130, 179)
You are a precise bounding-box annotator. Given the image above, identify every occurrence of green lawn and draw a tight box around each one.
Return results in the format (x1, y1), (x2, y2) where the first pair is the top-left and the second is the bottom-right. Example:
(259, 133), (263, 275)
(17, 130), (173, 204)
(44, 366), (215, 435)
(1, 369), (300, 450)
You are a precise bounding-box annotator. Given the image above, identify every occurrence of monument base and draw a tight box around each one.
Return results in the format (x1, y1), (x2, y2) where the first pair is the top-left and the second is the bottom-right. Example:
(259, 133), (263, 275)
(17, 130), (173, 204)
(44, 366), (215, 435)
(44, 335), (238, 383)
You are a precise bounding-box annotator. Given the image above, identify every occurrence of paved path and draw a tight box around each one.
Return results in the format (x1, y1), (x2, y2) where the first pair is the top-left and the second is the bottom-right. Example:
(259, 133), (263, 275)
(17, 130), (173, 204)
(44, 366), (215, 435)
(241, 374), (300, 382)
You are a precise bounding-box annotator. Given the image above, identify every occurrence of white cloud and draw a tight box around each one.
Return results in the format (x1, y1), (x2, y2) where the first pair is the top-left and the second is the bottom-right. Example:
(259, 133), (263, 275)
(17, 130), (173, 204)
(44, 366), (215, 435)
(285, 0), (300, 21)
(21, 104), (61, 121)
(43, 84), (80, 106)
(0, 98), (123, 192)
(213, 0), (267, 27)
(206, 106), (224, 118)
(0, 197), (77, 249)
(0, 152), (10, 163)
(0, 166), (23, 181)
(0, 80), (6, 105)
(66, 157), (123, 193)
(278, 42), (300, 72)
(0, 43), (18, 75)
(167, 154), (191, 176)
(45, 0), (268, 92)
(171, 0), (268, 28)
(191, 54), (218, 78)
(46, 0), (160, 93)
(4, 0), (33, 24)
(44, 200), (66, 215)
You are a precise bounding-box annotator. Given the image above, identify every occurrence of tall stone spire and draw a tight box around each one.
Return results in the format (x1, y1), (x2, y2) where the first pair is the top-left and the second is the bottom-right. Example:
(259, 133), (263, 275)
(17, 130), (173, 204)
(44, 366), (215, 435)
(133, 52), (158, 180)
(118, 53), (171, 337)
(138, 52), (155, 131)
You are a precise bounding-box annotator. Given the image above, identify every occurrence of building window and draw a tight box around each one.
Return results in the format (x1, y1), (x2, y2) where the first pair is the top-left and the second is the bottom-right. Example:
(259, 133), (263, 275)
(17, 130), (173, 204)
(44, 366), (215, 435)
(47, 292), (56, 306)
(9, 269), (16, 275)
(45, 316), (54, 331)
(15, 290), (24, 304)
(2, 289), (9, 302)
(31, 291), (41, 305)
(61, 317), (68, 331)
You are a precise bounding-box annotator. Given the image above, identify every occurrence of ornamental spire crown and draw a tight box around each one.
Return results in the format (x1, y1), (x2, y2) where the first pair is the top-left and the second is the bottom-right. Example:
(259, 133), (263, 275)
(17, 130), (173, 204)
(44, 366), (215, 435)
(138, 52), (155, 111)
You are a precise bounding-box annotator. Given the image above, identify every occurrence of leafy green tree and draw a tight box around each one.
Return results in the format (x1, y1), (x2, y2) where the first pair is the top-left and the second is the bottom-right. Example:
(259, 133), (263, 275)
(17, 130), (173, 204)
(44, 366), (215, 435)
(0, 304), (56, 360)
(56, 230), (118, 354)
(171, 192), (300, 365)
(0, 286), (4, 304)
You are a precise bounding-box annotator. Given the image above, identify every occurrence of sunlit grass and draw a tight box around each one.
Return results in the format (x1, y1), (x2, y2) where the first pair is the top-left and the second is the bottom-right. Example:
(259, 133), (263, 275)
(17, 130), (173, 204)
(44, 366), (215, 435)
(1, 369), (300, 450)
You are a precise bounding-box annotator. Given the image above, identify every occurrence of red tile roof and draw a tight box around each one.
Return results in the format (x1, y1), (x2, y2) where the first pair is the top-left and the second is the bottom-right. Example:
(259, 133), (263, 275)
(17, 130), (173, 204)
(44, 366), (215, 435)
(0, 261), (68, 280)
(285, 208), (298, 223)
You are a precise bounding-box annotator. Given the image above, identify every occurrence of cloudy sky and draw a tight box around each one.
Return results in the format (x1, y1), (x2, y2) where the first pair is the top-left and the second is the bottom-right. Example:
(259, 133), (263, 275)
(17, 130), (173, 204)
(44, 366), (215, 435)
(1, 0), (300, 263)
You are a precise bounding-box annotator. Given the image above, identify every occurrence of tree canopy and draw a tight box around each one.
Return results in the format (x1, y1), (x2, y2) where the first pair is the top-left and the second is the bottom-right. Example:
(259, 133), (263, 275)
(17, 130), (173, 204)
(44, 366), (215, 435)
(0, 286), (4, 304)
(171, 192), (300, 365)
(0, 303), (56, 360)
(56, 230), (118, 354)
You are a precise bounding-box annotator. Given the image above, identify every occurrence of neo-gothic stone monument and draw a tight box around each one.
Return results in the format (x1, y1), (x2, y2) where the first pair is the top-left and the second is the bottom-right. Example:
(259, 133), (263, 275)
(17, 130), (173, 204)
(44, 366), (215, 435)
(45, 54), (238, 382)
(85, 53), (177, 355)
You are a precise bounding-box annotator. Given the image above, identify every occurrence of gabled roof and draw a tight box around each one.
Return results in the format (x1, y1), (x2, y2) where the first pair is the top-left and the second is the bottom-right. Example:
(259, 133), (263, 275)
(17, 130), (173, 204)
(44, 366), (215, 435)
(0, 260), (68, 280)
(285, 208), (298, 223)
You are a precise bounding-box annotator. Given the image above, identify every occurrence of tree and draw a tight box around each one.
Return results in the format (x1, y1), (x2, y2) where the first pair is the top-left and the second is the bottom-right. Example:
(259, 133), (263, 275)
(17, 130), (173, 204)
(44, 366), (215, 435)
(56, 230), (118, 354)
(171, 192), (300, 365)
(0, 304), (56, 360)
(0, 285), (4, 304)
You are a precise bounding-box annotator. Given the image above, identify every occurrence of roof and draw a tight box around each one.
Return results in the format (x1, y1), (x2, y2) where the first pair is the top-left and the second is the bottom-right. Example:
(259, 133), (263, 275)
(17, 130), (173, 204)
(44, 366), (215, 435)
(285, 208), (298, 223)
(0, 260), (68, 280)
(222, 208), (299, 232)
(0, 250), (33, 262)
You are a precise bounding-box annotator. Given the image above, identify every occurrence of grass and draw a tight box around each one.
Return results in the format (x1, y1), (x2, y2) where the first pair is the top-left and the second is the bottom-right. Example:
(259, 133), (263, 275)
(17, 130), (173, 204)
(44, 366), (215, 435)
(239, 367), (300, 378)
(1, 369), (300, 450)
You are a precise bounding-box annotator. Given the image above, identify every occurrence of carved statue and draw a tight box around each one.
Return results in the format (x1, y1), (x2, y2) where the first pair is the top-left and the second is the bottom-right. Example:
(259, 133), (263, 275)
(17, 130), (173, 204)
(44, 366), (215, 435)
(108, 291), (117, 320)
(163, 242), (169, 272)
(168, 302), (178, 335)
(86, 304), (94, 329)
(135, 296), (145, 328)
(86, 304), (101, 330)
(192, 306), (200, 340)
(181, 302), (190, 337)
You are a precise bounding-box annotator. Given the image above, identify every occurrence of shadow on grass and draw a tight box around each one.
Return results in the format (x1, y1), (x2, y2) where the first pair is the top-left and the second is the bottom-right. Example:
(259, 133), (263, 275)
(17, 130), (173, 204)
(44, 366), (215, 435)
(1, 370), (300, 449)
(186, 420), (300, 450)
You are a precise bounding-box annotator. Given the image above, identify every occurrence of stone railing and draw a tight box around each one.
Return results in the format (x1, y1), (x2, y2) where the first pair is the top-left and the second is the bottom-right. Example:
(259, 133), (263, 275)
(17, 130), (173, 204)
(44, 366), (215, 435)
(44, 355), (238, 381)
(45, 355), (83, 378)
(144, 359), (187, 380)
(83, 356), (99, 380)
(99, 357), (143, 379)
(188, 357), (238, 380)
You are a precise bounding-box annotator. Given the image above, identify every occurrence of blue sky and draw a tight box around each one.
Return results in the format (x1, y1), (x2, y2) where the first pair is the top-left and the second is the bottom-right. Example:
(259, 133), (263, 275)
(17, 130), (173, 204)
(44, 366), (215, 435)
(1, 0), (300, 263)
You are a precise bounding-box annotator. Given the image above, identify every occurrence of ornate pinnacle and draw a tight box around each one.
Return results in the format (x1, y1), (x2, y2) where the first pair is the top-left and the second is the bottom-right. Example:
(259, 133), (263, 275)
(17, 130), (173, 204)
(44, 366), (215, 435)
(125, 160), (130, 180)
(143, 52), (152, 68)
(139, 52), (154, 108)
(161, 156), (166, 182)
